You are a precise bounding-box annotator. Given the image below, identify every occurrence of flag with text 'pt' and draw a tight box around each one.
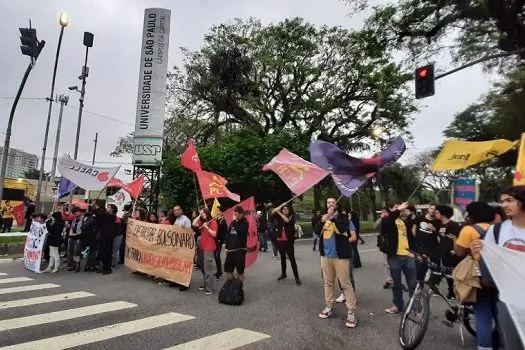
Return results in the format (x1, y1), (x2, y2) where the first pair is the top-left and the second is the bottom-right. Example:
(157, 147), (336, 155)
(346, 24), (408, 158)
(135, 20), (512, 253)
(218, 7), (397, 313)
(262, 148), (329, 196)
(431, 139), (516, 171)
(514, 133), (525, 186)
(58, 154), (120, 191)
(223, 196), (259, 269)
(196, 171), (240, 202)
(107, 175), (145, 199)
(181, 140), (202, 172)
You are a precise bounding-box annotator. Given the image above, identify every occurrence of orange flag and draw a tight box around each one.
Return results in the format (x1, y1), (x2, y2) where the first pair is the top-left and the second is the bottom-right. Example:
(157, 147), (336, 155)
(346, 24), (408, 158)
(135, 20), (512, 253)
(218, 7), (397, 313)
(514, 133), (525, 185)
(196, 171), (240, 202)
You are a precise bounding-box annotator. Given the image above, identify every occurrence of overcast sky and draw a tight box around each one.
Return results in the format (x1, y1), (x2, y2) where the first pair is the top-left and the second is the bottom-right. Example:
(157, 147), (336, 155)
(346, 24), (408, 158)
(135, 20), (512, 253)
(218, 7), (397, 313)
(0, 0), (495, 181)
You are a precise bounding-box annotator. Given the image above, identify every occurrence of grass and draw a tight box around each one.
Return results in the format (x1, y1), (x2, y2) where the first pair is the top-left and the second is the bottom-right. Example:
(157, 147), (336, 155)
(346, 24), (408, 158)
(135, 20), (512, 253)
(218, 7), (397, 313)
(0, 236), (26, 245)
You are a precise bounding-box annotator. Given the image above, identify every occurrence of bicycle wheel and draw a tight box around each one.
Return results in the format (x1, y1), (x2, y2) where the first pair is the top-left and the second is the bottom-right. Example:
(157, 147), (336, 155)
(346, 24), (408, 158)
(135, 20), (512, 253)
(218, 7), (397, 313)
(399, 289), (431, 349)
(463, 306), (476, 337)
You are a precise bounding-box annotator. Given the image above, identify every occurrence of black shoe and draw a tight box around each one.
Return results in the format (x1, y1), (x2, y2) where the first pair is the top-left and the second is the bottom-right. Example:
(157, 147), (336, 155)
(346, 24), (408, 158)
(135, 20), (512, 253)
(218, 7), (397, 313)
(383, 281), (392, 289)
(74, 263), (80, 273)
(67, 265), (75, 271)
(277, 275), (287, 281)
(102, 269), (112, 275)
(295, 278), (302, 286)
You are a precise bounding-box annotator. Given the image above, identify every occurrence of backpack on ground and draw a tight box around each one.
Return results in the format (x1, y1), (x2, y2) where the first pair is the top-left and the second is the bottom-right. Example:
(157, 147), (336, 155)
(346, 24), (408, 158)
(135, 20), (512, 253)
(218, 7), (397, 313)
(218, 279), (244, 305)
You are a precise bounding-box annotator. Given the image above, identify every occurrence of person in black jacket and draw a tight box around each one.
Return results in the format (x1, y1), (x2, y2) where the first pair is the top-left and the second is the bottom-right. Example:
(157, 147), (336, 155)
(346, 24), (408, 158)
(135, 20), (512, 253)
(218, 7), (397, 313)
(312, 210), (322, 251)
(316, 197), (358, 329)
(96, 204), (120, 275)
(214, 206), (228, 280)
(224, 206), (249, 282)
(381, 202), (417, 315)
(272, 203), (301, 286)
(24, 202), (35, 232)
(44, 211), (65, 273)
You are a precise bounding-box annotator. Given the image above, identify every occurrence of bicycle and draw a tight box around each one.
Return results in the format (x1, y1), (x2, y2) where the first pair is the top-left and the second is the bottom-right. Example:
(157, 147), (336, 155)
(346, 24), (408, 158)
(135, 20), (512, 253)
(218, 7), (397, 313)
(399, 250), (476, 349)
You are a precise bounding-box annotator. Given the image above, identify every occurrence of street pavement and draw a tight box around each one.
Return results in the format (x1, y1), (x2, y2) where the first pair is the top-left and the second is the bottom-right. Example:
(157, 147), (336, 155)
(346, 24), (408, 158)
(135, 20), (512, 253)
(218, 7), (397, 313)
(0, 236), (476, 349)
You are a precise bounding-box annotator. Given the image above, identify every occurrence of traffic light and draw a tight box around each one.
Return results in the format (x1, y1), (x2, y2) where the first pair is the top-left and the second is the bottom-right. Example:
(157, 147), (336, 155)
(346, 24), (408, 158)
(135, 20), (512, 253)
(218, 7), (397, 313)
(19, 27), (44, 59)
(415, 64), (435, 99)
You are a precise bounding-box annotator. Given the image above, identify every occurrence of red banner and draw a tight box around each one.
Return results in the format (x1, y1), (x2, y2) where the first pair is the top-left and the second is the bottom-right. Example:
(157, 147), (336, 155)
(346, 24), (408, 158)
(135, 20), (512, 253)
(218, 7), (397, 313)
(223, 196), (259, 269)
(263, 148), (329, 196)
(12, 203), (25, 227)
(196, 171), (240, 202)
(107, 176), (145, 199)
(181, 140), (202, 172)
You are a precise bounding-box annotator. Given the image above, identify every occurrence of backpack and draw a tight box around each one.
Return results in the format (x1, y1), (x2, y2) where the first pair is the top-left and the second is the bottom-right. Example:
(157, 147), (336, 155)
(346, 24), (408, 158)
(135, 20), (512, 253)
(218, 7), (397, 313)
(218, 279), (244, 305)
(470, 223), (501, 288)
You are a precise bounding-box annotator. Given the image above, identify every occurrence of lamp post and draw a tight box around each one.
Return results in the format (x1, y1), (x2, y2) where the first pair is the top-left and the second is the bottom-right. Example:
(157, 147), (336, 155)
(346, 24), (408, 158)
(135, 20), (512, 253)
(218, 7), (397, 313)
(50, 94), (69, 179)
(35, 11), (68, 211)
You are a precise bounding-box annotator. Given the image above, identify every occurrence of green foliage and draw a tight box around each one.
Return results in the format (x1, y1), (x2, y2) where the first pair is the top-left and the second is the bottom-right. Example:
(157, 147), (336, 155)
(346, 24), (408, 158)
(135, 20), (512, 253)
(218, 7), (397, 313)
(22, 168), (42, 180)
(160, 129), (309, 210)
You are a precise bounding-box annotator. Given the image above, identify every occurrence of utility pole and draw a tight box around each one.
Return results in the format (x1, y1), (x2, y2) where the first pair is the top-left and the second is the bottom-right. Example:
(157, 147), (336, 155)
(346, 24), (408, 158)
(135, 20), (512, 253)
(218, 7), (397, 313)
(92, 132), (98, 165)
(50, 94), (69, 179)
(0, 23), (45, 204)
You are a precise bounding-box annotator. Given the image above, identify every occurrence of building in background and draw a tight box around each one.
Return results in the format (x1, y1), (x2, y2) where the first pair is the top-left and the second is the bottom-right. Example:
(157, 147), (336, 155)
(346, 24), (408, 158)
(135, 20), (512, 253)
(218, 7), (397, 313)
(0, 148), (38, 178)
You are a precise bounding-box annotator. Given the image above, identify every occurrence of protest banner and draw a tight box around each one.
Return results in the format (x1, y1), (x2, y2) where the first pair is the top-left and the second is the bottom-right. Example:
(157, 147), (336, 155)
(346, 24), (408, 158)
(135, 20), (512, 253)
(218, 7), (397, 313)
(124, 219), (195, 286)
(23, 222), (48, 273)
(452, 178), (478, 211)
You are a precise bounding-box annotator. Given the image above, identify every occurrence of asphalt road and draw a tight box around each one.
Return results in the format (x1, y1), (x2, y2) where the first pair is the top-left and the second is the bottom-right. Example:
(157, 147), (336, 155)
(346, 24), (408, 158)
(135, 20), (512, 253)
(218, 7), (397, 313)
(0, 236), (476, 349)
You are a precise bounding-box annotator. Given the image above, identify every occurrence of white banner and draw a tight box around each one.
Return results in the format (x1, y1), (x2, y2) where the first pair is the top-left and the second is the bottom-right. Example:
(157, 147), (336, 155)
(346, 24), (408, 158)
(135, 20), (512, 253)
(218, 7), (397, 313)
(132, 8), (171, 166)
(58, 154), (120, 190)
(23, 222), (48, 273)
(108, 189), (132, 218)
(483, 242), (525, 344)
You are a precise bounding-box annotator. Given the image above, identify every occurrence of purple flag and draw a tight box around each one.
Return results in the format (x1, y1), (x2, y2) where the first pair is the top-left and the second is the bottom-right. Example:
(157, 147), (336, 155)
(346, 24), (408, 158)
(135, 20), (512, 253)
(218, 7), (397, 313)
(58, 177), (76, 198)
(309, 137), (406, 197)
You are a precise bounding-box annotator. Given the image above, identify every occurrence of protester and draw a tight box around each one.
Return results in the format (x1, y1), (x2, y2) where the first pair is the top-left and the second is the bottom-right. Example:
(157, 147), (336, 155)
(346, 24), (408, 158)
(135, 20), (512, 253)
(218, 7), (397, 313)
(132, 208), (146, 221)
(44, 211), (65, 273)
(173, 205), (191, 229)
(316, 197), (358, 328)
(193, 208), (218, 295)
(377, 207), (394, 289)
(256, 210), (268, 253)
(66, 207), (84, 272)
(118, 204), (132, 265)
(97, 204), (120, 275)
(1, 200), (13, 233)
(335, 219), (358, 302)
(159, 210), (168, 224)
(24, 202), (35, 232)
(224, 206), (249, 282)
(81, 209), (97, 272)
(349, 212), (362, 268)
(272, 203), (301, 286)
(434, 204), (461, 300)
(381, 202), (417, 315)
(164, 210), (176, 225)
(265, 202), (279, 260)
(312, 210), (322, 251)
(146, 212), (159, 223)
(413, 204), (441, 281)
(215, 206), (228, 280)
(350, 211), (365, 245)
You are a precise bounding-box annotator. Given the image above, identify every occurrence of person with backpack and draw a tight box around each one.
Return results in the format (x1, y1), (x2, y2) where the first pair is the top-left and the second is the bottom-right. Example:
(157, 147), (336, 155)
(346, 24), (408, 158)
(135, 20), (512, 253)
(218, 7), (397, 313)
(469, 186), (525, 350)
(224, 206), (249, 282)
(455, 201), (497, 350)
(272, 203), (301, 286)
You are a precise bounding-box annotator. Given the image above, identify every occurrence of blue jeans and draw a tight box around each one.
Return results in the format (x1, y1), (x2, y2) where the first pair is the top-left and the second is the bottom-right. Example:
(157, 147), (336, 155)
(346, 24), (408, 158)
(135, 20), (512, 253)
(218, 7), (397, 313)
(259, 230), (268, 251)
(112, 235), (122, 267)
(388, 255), (417, 311)
(475, 288), (500, 349)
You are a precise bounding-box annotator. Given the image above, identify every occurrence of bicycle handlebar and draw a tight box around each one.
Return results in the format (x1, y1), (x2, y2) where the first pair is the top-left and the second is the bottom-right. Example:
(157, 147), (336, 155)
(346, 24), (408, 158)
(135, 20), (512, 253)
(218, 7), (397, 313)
(406, 249), (454, 275)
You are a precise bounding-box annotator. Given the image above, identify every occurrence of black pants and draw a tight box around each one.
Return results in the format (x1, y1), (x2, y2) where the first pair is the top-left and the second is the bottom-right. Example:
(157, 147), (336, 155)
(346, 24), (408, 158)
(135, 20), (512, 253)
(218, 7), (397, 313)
(119, 234), (126, 264)
(416, 255), (440, 282)
(214, 242), (222, 276)
(352, 242), (362, 268)
(2, 218), (13, 233)
(277, 241), (299, 278)
(441, 255), (459, 295)
(86, 240), (100, 269)
(97, 237), (113, 271)
(24, 219), (31, 233)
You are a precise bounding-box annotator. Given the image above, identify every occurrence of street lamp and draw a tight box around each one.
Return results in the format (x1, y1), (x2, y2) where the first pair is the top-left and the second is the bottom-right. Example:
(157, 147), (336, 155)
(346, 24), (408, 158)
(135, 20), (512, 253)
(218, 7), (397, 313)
(35, 12), (69, 211)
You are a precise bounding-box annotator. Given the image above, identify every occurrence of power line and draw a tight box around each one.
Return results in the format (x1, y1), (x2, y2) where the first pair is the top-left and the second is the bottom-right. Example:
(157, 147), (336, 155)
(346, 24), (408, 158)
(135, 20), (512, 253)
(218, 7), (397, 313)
(0, 96), (47, 101)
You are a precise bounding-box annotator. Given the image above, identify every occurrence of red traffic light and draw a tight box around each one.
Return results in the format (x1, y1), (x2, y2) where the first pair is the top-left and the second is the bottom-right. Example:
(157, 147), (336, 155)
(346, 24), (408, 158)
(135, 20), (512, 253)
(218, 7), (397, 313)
(418, 68), (428, 78)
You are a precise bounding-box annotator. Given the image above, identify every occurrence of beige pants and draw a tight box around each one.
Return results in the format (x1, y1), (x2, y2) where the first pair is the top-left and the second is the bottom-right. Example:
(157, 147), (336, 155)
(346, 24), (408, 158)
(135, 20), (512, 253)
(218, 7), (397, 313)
(321, 257), (357, 312)
(384, 254), (393, 283)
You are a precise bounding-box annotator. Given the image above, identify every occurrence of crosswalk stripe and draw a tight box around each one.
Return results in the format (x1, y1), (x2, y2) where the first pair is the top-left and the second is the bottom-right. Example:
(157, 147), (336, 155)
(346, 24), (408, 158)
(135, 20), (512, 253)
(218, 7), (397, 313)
(0, 292), (95, 310)
(0, 273), (8, 276)
(0, 283), (60, 295)
(164, 328), (271, 350)
(0, 277), (33, 284)
(0, 301), (137, 331)
(0, 312), (195, 350)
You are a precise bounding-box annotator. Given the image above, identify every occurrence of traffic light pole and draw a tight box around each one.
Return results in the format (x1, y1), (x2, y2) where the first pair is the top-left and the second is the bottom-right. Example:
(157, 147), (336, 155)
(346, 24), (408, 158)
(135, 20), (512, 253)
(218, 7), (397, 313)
(0, 61), (36, 203)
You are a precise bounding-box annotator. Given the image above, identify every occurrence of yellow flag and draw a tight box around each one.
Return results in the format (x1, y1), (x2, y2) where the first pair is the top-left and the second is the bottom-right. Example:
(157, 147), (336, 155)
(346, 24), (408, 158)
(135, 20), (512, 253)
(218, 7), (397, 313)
(211, 198), (220, 219)
(514, 133), (525, 185)
(432, 139), (516, 171)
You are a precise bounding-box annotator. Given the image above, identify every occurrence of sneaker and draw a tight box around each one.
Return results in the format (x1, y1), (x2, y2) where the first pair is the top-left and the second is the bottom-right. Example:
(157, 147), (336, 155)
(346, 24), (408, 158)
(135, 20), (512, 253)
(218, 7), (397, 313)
(273, 255), (278, 260)
(336, 293), (346, 303)
(345, 312), (357, 328)
(319, 307), (334, 319)
(385, 306), (402, 315)
(205, 289), (214, 295)
(198, 285), (206, 291)
(447, 293), (456, 301)
(295, 278), (302, 286)
(51, 269), (59, 274)
(383, 281), (392, 289)
(44, 268), (52, 273)
(277, 275), (287, 281)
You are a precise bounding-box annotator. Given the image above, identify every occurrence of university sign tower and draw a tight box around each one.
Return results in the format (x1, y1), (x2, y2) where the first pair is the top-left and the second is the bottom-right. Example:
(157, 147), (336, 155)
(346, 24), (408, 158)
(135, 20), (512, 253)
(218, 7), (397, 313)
(132, 8), (171, 212)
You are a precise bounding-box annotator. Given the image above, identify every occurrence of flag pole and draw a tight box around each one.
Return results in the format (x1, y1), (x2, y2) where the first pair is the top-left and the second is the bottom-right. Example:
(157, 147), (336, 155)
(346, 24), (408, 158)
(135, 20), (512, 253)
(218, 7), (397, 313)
(193, 173), (201, 210)
(406, 172), (428, 202)
(283, 195), (299, 206)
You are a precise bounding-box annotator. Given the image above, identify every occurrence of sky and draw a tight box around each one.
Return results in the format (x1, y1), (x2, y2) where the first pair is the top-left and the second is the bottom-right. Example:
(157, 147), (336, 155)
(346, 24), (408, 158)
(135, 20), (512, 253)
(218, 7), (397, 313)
(0, 0), (495, 181)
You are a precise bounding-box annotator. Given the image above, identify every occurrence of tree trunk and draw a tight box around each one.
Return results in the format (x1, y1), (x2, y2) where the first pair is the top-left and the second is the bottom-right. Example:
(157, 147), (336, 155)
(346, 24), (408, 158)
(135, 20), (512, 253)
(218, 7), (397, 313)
(313, 184), (322, 212)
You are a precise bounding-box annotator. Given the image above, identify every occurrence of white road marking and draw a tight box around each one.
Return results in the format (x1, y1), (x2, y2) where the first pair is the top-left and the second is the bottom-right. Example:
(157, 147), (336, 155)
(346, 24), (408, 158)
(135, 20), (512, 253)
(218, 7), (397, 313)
(359, 248), (379, 253)
(0, 312), (195, 350)
(0, 259), (16, 264)
(0, 283), (59, 295)
(0, 273), (7, 276)
(0, 291), (95, 310)
(0, 301), (137, 331)
(0, 277), (33, 284)
(165, 328), (271, 350)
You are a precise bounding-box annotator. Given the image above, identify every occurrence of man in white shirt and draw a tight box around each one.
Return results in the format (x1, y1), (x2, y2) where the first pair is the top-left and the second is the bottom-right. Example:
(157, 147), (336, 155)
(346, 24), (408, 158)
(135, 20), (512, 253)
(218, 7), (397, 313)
(173, 205), (191, 229)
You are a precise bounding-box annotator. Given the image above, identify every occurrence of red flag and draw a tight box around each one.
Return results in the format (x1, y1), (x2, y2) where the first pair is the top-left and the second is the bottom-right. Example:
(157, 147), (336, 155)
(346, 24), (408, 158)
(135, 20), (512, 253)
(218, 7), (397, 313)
(263, 148), (329, 196)
(223, 196), (259, 269)
(107, 176), (145, 199)
(196, 171), (240, 202)
(181, 140), (202, 172)
(12, 203), (25, 227)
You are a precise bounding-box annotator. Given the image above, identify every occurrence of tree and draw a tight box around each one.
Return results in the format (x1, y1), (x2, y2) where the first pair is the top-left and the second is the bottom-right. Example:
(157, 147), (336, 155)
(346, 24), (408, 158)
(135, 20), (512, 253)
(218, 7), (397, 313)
(169, 17), (416, 151)
(23, 168), (42, 180)
(357, 0), (525, 69)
